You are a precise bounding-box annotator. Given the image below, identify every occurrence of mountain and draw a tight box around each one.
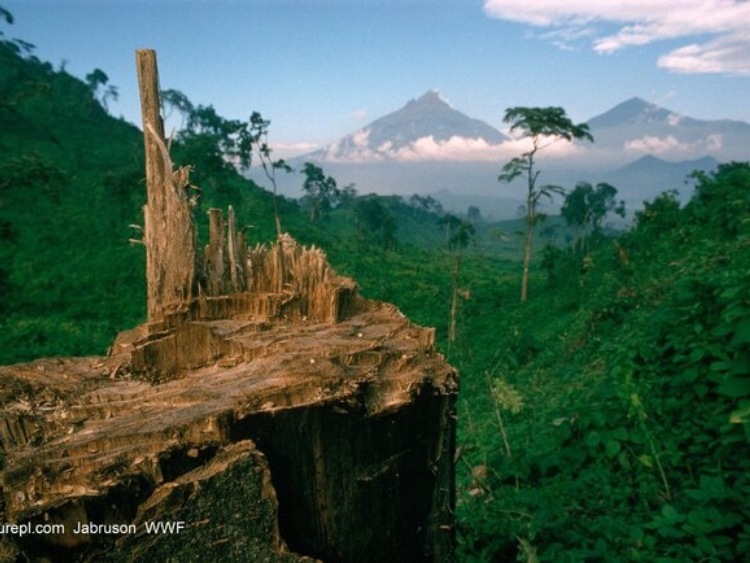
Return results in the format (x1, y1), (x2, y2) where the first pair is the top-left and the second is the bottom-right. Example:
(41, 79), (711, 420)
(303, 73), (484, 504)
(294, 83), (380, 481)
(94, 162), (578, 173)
(305, 90), (508, 163)
(613, 154), (719, 179)
(585, 97), (750, 164)
(587, 97), (693, 128)
(302, 94), (750, 168)
(602, 154), (720, 205)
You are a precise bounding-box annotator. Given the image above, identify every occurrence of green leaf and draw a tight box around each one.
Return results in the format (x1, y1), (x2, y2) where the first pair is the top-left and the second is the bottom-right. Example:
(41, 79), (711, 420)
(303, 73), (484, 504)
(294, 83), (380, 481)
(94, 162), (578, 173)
(610, 426), (629, 441)
(717, 377), (750, 398)
(729, 403), (750, 424)
(585, 431), (601, 448)
(731, 315), (750, 338)
(711, 360), (731, 372)
(594, 538), (607, 554)
(684, 488), (707, 502)
(605, 439), (621, 457)
(661, 504), (681, 521)
(617, 451), (631, 469)
(720, 285), (743, 300)
(686, 509), (713, 534)
(689, 348), (706, 362)
(731, 353), (750, 375)
(638, 454), (654, 469)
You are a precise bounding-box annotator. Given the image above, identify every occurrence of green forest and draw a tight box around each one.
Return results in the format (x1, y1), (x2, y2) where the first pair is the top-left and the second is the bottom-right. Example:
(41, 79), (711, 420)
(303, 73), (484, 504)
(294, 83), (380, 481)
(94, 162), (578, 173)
(2, 18), (750, 562)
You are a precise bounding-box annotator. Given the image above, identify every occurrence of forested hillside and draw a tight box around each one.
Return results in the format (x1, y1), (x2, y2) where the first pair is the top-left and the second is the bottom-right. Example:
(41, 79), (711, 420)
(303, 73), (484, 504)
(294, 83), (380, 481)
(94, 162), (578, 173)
(0, 34), (146, 360)
(2, 26), (749, 562)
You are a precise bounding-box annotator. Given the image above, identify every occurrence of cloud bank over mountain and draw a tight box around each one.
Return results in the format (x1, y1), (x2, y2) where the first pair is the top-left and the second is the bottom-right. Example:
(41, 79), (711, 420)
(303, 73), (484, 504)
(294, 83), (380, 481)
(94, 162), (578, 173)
(319, 130), (583, 164)
(482, 0), (750, 75)
(310, 91), (584, 164)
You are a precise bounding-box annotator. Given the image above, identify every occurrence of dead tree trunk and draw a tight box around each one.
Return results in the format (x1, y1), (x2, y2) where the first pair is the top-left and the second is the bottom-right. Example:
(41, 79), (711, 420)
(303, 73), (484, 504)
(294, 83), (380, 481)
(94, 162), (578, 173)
(136, 49), (197, 324)
(205, 208), (226, 296)
(226, 206), (246, 294)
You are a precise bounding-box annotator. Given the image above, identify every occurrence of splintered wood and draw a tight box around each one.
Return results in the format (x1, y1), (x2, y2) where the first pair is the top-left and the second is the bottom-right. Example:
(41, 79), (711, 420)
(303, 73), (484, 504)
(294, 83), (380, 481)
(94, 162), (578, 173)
(137, 49), (197, 323)
(130, 229), (363, 381)
(136, 49), (353, 332)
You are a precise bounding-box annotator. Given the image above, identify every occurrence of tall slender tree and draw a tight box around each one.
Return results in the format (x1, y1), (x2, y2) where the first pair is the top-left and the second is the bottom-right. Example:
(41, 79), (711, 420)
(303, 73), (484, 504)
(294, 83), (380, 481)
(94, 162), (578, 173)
(498, 106), (593, 302)
(437, 214), (474, 343)
(249, 111), (290, 238)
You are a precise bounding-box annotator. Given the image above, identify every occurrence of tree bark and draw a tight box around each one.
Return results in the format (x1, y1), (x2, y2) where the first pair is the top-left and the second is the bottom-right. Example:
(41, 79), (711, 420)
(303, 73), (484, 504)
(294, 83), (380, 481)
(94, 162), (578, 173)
(521, 193), (534, 303)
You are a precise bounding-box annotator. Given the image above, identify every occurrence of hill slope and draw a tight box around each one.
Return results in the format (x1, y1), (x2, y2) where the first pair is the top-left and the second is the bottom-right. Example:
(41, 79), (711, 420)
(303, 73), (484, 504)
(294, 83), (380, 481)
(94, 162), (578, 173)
(452, 162), (750, 560)
(0, 39), (312, 363)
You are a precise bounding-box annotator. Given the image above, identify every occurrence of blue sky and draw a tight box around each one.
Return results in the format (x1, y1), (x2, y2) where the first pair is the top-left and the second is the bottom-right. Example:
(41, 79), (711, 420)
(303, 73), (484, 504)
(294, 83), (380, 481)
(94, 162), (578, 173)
(4, 0), (750, 158)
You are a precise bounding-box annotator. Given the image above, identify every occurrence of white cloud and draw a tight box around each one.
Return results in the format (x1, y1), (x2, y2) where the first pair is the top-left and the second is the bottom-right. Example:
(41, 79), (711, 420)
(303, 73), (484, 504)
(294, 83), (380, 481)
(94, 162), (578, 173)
(323, 145), (382, 164)
(706, 133), (724, 151)
(394, 136), (503, 162)
(352, 128), (371, 148)
(624, 135), (693, 154)
(273, 141), (318, 152)
(657, 30), (750, 74)
(377, 140), (394, 153)
(323, 129), (384, 163)
(625, 132), (727, 155)
(483, 0), (750, 74)
(351, 108), (368, 121)
(270, 141), (320, 158)
(322, 133), (585, 163)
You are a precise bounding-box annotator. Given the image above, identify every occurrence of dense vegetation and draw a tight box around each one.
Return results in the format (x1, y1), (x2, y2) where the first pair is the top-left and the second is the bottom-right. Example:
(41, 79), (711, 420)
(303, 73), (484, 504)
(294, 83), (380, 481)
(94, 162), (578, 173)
(453, 163), (750, 561)
(2, 19), (749, 561)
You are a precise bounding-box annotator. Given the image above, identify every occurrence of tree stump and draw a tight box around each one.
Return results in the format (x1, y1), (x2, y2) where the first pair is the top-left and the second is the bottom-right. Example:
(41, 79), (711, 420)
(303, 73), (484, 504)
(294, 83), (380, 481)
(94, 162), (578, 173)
(0, 236), (458, 562)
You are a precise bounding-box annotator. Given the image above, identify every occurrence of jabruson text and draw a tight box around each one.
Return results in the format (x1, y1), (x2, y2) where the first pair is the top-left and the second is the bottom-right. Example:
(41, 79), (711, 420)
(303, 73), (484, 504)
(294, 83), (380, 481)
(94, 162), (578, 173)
(1, 521), (186, 536)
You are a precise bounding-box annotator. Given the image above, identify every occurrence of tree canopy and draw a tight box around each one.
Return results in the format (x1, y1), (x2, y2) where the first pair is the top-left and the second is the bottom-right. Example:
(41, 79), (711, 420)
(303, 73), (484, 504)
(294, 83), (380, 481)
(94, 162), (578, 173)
(561, 181), (625, 254)
(301, 162), (341, 222)
(503, 106), (593, 144)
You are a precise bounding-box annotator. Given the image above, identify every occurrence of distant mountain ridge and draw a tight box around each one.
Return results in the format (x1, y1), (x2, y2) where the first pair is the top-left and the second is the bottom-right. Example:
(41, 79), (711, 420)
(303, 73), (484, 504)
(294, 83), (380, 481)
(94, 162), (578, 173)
(587, 97), (693, 128)
(587, 97), (749, 131)
(614, 154), (719, 175)
(584, 97), (750, 165)
(274, 93), (749, 215)
(602, 154), (721, 204)
(300, 93), (749, 167)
